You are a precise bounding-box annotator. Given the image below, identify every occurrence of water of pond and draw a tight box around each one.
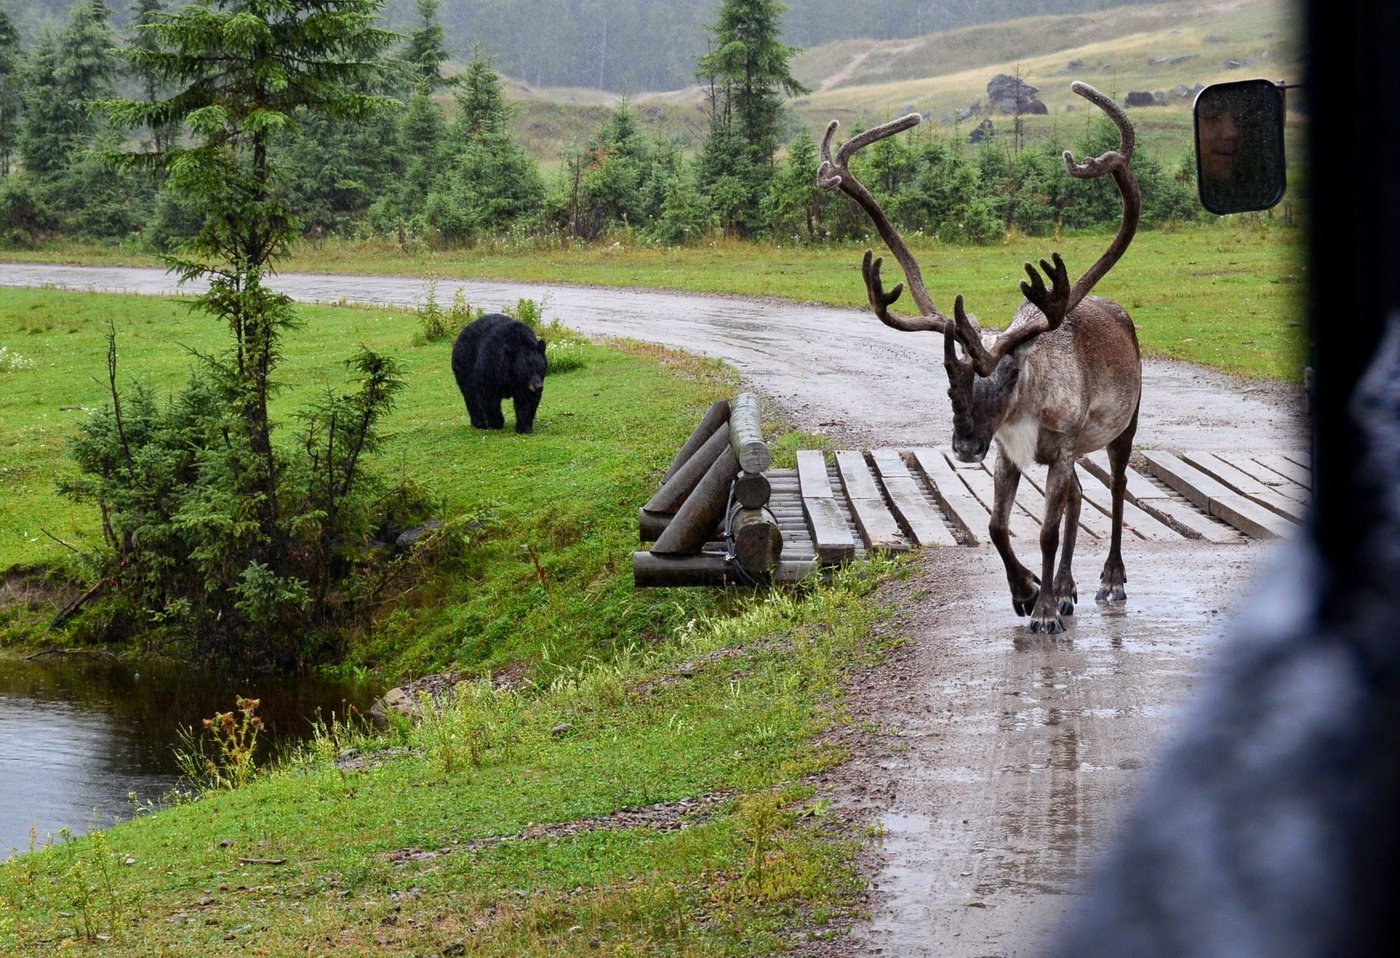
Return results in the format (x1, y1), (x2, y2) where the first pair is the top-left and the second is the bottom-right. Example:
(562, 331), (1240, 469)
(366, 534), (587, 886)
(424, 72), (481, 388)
(0, 654), (383, 860)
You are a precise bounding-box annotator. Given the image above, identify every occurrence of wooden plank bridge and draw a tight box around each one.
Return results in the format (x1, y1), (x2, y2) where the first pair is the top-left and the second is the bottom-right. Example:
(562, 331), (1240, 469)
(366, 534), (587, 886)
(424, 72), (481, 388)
(633, 398), (1311, 588)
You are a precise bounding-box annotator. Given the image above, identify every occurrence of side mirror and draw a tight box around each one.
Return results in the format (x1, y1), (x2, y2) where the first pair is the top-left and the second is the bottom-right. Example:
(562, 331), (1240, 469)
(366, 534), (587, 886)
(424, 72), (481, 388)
(1194, 79), (1287, 215)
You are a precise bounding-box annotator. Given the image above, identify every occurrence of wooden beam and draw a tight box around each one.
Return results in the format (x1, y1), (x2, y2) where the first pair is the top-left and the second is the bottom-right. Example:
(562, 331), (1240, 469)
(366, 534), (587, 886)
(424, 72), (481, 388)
(651, 448), (739, 555)
(633, 551), (734, 587)
(660, 400), (730, 485)
(733, 470), (772, 509)
(729, 392), (771, 474)
(639, 508), (670, 542)
(729, 505), (783, 576)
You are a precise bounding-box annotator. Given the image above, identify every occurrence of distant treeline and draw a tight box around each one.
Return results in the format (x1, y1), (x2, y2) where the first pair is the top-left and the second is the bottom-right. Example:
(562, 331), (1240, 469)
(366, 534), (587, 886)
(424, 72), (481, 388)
(20, 0), (1169, 93)
(0, 0), (1201, 253)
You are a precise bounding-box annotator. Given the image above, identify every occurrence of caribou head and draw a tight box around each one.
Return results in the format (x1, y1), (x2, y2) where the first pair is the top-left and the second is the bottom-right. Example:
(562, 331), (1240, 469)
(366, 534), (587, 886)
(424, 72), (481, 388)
(818, 82), (1144, 634)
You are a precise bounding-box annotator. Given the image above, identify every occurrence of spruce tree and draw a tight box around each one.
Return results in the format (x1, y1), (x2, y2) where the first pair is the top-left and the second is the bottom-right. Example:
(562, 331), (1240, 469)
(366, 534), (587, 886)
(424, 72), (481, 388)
(0, 7), (21, 177)
(86, 0), (407, 667)
(402, 0), (450, 93)
(423, 54), (542, 241)
(129, 0), (177, 153)
(16, 33), (69, 181)
(695, 0), (808, 236)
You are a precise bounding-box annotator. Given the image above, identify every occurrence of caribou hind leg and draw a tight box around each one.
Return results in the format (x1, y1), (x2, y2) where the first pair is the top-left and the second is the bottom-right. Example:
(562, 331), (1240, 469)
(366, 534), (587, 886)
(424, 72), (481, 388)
(990, 450), (1040, 617)
(1097, 402), (1140, 603)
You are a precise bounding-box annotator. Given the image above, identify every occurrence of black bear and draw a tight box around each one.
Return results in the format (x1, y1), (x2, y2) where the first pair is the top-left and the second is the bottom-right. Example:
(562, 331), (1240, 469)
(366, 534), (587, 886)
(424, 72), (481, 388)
(451, 313), (548, 434)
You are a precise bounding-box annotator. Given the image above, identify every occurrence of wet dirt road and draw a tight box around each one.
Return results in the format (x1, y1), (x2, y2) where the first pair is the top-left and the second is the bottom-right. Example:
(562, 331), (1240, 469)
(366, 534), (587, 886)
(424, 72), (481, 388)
(0, 263), (1308, 956)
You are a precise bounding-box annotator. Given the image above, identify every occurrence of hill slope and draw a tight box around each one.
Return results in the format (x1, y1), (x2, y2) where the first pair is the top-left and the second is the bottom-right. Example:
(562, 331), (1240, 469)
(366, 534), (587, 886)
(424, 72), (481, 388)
(506, 0), (1302, 167)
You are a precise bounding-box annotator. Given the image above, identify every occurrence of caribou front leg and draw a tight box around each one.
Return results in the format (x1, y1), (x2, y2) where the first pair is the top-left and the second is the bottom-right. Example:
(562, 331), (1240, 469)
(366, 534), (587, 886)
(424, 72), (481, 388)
(990, 449), (1040, 617)
(1029, 457), (1078, 634)
(1054, 467), (1082, 617)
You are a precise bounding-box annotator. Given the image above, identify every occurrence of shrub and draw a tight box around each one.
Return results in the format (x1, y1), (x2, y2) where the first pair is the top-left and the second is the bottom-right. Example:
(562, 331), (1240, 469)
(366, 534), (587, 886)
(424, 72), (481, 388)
(545, 339), (587, 374)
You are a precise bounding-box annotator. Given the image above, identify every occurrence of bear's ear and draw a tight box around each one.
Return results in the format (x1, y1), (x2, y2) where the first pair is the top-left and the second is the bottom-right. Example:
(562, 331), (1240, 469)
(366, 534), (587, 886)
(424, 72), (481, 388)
(536, 338), (547, 352)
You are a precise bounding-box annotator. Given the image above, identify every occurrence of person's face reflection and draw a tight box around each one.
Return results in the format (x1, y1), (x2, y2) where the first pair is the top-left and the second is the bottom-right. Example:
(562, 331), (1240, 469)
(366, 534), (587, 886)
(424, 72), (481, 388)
(1198, 99), (1243, 182)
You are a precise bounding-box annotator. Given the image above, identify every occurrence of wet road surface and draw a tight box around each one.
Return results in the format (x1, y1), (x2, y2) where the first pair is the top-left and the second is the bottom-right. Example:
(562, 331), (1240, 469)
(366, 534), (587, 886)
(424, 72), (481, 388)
(0, 262), (1308, 956)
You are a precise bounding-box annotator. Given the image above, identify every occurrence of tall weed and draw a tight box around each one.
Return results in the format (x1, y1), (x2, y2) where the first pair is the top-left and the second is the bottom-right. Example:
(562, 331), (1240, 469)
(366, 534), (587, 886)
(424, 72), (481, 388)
(173, 696), (265, 792)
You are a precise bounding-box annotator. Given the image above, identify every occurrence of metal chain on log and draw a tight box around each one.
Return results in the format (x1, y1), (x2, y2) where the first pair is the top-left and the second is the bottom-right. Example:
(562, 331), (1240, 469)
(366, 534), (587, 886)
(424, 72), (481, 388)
(650, 447), (739, 556)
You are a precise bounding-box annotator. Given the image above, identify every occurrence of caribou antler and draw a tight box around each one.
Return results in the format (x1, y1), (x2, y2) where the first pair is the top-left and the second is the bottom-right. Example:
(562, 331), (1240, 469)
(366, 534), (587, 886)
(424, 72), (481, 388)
(954, 253), (1071, 376)
(1060, 81), (1141, 312)
(952, 82), (1141, 375)
(818, 114), (952, 333)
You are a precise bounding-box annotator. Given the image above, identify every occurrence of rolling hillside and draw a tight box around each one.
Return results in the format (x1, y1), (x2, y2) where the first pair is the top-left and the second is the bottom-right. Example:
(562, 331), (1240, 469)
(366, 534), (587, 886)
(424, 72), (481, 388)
(505, 0), (1303, 169)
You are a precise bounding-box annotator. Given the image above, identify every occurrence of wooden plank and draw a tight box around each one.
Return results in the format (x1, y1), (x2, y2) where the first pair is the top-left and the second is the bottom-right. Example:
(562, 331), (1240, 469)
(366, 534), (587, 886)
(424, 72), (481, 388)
(1073, 466), (1181, 542)
(1218, 453), (1310, 504)
(801, 496), (856, 563)
(908, 449), (984, 545)
(1177, 451), (1307, 523)
(795, 451), (855, 563)
(1081, 451), (1165, 503)
(1140, 451), (1296, 540)
(1081, 451), (1241, 544)
(869, 449), (957, 547)
(1253, 452), (1311, 489)
(773, 559), (822, 584)
(1281, 449), (1312, 471)
(835, 451), (883, 500)
(947, 456), (1041, 541)
(834, 451), (909, 553)
(796, 450), (834, 499)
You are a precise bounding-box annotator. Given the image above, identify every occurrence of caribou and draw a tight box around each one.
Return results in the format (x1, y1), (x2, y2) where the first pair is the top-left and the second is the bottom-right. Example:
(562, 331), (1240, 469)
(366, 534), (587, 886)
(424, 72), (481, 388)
(817, 82), (1143, 634)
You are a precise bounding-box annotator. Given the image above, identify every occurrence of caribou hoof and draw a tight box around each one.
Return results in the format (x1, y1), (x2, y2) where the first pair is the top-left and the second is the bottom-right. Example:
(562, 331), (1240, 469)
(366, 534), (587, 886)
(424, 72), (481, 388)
(1056, 585), (1078, 616)
(1027, 612), (1066, 635)
(1095, 584), (1128, 603)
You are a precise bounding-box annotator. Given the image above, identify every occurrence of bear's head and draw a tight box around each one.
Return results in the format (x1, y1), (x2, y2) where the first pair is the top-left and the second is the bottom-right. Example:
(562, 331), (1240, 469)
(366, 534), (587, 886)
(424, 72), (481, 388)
(516, 336), (547, 393)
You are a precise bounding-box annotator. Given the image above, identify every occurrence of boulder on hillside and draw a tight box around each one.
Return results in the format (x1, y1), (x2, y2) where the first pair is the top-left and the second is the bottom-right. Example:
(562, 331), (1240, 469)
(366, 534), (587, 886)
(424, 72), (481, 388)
(986, 73), (1047, 115)
(1126, 90), (1164, 107)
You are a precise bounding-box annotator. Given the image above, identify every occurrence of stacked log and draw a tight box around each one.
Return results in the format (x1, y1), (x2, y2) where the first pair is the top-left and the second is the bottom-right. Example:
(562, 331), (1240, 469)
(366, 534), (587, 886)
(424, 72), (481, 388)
(633, 393), (783, 587)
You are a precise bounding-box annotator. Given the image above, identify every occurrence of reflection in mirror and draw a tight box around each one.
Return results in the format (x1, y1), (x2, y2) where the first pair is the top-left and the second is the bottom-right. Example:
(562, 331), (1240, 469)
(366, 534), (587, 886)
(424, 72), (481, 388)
(1194, 79), (1287, 215)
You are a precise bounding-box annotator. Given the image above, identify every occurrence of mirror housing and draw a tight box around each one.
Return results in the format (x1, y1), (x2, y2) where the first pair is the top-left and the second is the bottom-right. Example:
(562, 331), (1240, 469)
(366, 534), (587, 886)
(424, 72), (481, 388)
(1194, 79), (1287, 215)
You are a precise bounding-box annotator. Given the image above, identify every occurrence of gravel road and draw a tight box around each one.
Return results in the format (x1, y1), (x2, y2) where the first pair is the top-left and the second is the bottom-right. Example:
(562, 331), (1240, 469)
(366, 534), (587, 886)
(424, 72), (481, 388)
(0, 262), (1309, 956)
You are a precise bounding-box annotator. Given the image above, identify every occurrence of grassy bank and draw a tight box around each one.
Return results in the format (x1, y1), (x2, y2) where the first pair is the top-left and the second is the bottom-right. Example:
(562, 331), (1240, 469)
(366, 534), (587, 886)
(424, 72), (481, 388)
(0, 287), (773, 678)
(3, 217), (1308, 381)
(0, 285), (900, 953)
(0, 559), (899, 955)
